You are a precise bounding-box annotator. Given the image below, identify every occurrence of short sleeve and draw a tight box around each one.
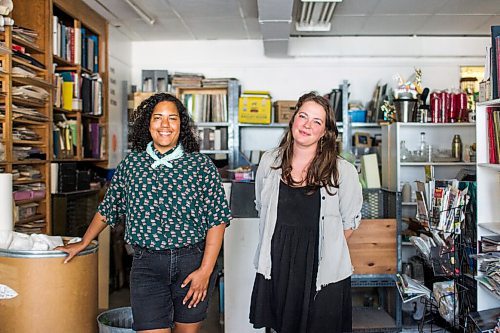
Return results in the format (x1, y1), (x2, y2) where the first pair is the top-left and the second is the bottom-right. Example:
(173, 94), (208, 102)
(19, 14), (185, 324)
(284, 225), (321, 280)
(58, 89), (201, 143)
(97, 158), (127, 227)
(338, 160), (363, 230)
(202, 157), (232, 228)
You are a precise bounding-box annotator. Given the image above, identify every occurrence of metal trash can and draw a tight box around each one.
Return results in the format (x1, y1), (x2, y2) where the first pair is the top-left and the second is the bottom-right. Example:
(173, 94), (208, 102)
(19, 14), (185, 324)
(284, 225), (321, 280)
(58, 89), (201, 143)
(0, 240), (98, 333)
(97, 306), (135, 333)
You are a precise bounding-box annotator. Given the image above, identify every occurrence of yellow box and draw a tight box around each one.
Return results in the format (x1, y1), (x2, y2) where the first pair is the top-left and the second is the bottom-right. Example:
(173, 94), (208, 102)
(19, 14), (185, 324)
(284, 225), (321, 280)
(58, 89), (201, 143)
(239, 96), (272, 124)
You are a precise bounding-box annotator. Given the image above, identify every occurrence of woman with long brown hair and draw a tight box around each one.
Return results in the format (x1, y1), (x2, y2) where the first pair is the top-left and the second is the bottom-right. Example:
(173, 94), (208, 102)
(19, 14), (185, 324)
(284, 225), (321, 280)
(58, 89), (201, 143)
(249, 92), (363, 333)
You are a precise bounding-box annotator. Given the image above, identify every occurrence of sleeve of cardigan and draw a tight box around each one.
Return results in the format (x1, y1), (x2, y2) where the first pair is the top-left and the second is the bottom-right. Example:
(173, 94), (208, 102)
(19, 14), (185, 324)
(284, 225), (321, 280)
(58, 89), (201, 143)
(338, 159), (363, 230)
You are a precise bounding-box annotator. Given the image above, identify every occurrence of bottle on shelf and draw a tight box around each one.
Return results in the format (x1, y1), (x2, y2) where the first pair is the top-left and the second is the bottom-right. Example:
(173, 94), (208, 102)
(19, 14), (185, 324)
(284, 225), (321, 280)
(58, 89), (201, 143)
(451, 134), (462, 161)
(400, 140), (410, 162)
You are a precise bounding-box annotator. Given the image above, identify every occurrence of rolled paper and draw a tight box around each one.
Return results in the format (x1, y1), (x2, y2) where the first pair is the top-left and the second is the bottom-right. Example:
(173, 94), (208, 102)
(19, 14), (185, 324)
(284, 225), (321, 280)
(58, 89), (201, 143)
(0, 173), (13, 231)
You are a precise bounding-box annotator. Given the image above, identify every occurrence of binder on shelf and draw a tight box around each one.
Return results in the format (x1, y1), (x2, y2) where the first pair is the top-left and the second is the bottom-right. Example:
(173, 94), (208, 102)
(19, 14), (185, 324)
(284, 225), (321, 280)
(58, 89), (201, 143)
(491, 26), (500, 100)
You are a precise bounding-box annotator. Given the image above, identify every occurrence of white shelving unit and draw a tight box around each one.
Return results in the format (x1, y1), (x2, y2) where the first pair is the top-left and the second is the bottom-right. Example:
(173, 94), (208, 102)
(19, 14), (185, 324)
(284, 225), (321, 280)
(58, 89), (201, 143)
(382, 122), (476, 197)
(475, 98), (500, 311)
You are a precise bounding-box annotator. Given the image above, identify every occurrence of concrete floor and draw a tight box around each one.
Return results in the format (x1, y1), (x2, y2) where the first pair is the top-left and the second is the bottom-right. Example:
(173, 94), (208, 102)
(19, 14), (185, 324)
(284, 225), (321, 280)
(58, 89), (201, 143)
(109, 287), (448, 333)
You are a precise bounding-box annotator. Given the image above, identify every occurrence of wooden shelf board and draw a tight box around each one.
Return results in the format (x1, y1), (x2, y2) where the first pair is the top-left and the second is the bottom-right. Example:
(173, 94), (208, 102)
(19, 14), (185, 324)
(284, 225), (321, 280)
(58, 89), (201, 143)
(53, 55), (77, 68)
(13, 140), (46, 146)
(12, 36), (44, 53)
(12, 97), (46, 108)
(12, 160), (48, 165)
(81, 113), (103, 119)
(13, 118), (49, 125)
(52, 158), (79, 162)
(15, 214), (46, 225)
(478, 222), (500, 235)
(12, 75), (53, 89)
(12, 57), (47, 73)
(14, 179), (46, 185)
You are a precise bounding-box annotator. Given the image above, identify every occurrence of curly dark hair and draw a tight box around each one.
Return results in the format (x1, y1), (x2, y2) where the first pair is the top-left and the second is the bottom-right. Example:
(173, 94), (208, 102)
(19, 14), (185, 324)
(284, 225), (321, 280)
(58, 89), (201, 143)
(277, 91), (340, 193)
(130, 93), (199, 153)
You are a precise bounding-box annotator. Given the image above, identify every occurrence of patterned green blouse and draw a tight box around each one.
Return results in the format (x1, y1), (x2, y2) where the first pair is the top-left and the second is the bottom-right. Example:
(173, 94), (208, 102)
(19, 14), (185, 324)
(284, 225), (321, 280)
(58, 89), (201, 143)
(98, 148), (231, 250)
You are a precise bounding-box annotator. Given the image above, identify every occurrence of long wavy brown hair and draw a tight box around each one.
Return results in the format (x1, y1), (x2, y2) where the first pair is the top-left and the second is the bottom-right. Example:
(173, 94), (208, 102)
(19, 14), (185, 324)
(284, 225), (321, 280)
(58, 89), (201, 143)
(277, 92), (340, 193)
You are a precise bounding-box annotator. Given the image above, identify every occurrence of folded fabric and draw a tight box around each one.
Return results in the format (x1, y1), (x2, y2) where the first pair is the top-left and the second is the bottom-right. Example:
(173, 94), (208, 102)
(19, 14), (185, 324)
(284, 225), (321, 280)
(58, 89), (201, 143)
(0, 231), (63, 251)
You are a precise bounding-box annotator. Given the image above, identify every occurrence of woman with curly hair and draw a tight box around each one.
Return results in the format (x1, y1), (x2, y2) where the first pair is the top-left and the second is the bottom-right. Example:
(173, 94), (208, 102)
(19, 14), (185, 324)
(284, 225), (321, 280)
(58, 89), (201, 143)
(249, 92), (362, 333)
(58, 93), (231, 333)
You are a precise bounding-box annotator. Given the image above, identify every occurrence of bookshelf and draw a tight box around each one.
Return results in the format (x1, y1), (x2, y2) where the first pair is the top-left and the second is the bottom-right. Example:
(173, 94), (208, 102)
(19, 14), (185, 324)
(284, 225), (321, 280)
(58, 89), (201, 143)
(5, 0), (108, 236)
(51, 0), (108, 163)
(0, 3), (53, 234)
(475, 98), (500, 311)
(176, 79), (239, 168)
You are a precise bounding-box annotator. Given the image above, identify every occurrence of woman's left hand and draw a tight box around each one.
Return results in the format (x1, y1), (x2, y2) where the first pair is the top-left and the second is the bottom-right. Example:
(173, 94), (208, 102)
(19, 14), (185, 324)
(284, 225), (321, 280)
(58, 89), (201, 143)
(181, 268), (212, 308)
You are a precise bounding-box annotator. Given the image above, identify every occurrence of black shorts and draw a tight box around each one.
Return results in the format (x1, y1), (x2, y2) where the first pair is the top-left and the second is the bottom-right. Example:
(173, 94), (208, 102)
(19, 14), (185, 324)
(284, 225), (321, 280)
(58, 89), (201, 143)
(130, 241), (219, 331)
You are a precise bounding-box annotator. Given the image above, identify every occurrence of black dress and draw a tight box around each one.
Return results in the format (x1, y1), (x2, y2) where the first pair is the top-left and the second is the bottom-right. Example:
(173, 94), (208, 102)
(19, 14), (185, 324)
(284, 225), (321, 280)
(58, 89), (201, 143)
(249, 181), (352, 333)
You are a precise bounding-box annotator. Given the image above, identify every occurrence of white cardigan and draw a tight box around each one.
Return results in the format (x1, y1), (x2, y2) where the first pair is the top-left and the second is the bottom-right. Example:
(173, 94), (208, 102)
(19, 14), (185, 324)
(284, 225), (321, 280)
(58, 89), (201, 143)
(253, 148), (363, 291)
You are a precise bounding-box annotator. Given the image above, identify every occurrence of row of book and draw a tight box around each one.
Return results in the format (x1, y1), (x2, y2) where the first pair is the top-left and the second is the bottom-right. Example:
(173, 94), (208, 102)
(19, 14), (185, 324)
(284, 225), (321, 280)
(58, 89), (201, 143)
(53, 72), (103, 115)
(486, 108), (500, 163)
(182, 93), (228, 122)
(477, 234), (500, 298)
(53, 115), (105, 160)
(53, 114), (77, 159)
(197, 127), (228, 151)
(52, 16), (99, 72)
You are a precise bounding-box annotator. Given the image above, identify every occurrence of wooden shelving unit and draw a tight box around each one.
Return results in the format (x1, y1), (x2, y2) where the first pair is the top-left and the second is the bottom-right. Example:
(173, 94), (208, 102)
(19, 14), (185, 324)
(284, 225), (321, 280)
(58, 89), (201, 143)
(1, 0), (108, 235)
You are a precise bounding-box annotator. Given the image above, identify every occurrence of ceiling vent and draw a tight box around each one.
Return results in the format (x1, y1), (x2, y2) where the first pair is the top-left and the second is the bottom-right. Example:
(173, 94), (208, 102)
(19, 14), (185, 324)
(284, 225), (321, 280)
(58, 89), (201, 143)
(295, 0), (342, 32)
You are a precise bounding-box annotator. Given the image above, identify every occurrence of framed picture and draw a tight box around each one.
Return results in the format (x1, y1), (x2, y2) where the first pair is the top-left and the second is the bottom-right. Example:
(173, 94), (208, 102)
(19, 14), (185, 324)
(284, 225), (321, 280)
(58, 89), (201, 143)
(354, 132), (372, 148)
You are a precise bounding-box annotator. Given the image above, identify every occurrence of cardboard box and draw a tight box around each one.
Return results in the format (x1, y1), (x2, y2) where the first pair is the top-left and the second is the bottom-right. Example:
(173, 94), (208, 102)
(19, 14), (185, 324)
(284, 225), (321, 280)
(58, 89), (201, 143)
(239, 95), (272, 124)
(128, 92), (155, 110)
(274, 100), (296, 123)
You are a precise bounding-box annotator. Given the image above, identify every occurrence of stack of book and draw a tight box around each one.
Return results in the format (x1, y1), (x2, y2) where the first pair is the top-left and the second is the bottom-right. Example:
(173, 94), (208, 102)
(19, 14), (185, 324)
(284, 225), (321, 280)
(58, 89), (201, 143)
(476, 235), (500, 298)
(171, 72), (204, 88)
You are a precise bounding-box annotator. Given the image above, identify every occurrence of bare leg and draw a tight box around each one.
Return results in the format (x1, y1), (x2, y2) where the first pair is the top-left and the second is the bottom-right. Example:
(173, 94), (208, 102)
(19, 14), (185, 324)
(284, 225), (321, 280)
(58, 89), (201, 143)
(174, 322), (202, 333)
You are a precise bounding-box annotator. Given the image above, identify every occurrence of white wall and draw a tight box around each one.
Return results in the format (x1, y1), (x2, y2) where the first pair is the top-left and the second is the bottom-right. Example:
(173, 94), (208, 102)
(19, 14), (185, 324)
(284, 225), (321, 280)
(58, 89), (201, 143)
(131, 36), (489, 103)
(107, 26), (133, 168)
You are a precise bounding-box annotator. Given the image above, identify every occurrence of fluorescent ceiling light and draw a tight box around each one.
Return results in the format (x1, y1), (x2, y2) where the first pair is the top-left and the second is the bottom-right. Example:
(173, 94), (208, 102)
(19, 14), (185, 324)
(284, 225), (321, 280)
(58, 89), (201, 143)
(295, 0), (341, 32)
(124, 0), (155, 25)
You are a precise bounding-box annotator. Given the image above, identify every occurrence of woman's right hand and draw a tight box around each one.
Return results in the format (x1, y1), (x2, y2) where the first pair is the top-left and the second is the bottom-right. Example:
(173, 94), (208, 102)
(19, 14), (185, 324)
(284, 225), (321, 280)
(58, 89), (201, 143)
(56, 241), (88, 264)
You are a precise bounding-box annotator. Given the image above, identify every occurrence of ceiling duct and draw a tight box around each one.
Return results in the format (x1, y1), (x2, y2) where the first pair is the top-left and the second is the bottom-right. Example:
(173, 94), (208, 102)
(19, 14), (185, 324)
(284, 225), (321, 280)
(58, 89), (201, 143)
(257, 0), (294, 57)
(295, 0), (341, 32)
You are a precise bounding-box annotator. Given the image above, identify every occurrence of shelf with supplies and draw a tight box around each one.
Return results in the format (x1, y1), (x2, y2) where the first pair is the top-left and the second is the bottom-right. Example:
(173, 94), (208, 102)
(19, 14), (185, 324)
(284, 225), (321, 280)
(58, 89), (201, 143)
(5, 0), (109, 237)
(476, 97), (500, 311)
(1, 7), (53, 235)
(175, 79), (239, 168)
(382, 121), (476, 217)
